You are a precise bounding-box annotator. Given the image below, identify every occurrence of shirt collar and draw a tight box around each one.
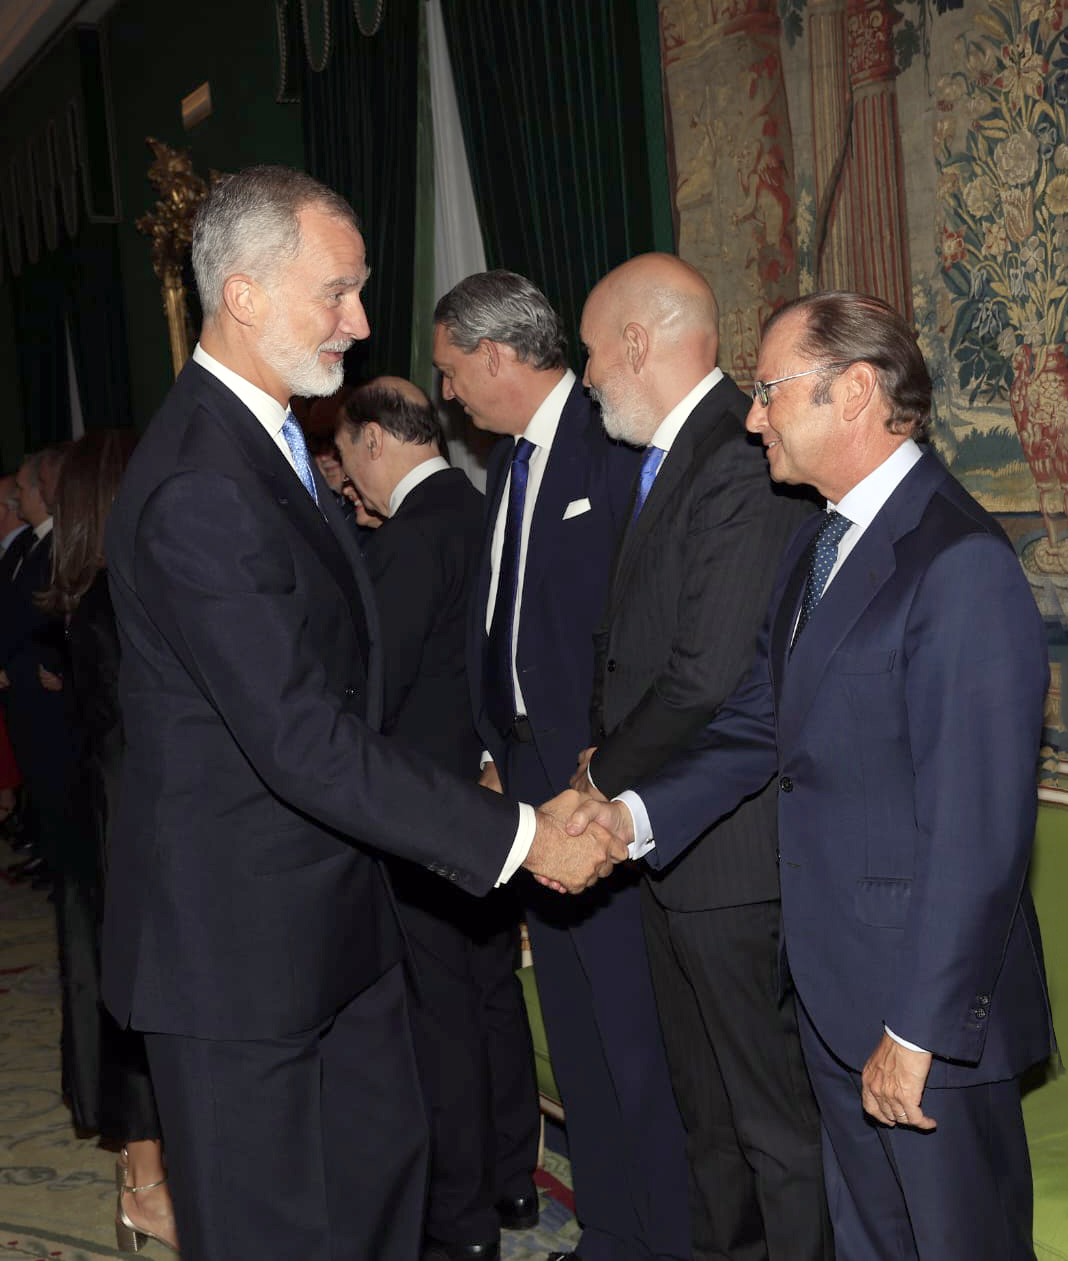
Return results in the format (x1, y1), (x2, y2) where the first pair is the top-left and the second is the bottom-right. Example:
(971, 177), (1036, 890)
(388, 456), (451, 516)
(1, 523), (28, 552)
(34, 517), (53, 542)
(520, 369), (576, 451)
(832, 439), (924, 529)
(193, 343), (290, 437)
(649, 367), (724, 453)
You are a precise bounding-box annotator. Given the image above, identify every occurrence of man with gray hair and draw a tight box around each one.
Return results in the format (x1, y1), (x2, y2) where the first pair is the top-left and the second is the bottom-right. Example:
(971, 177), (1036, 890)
(436, 271), (691, 1261)
(102, 168), (626, 1261)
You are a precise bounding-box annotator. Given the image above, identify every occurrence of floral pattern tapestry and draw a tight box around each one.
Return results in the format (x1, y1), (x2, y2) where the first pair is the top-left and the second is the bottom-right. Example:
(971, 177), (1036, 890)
(659, 0), (1068, 795)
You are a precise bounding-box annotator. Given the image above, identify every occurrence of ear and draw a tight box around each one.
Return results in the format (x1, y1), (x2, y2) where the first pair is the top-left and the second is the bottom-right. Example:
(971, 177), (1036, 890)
(221, 274), (260, 327)
(623, 322), (649, 374)
(365, 421), (384, 459)
(839, 361), (879, 423)
(480, 339), (502, 377)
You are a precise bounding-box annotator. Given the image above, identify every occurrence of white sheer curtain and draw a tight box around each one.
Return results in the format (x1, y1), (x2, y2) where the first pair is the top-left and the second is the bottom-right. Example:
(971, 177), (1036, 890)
(427, 0), (494, 486)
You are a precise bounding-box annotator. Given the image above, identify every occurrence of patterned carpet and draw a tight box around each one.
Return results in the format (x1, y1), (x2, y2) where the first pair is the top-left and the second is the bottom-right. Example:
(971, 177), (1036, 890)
(0, 835), (579, 1258)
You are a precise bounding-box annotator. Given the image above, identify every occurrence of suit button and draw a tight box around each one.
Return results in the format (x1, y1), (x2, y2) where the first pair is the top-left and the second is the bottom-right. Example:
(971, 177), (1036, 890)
(606, 659), (617, 673)
(973, 1006), (988, 1019)
(779, 776), (793, 793)
(775, 849), (781, 863)
(344, 686), (356, 698)
(598, 725), (607, 739)
(976, 994), (990, 1005)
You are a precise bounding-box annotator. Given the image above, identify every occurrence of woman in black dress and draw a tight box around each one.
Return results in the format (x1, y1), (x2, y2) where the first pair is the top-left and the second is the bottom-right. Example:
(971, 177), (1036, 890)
(38, 428), (178, 1252)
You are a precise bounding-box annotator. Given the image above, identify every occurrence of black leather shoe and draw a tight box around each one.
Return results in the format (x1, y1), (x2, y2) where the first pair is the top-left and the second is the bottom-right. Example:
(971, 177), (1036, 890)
(495, 1191), (539, 1230)
(423, 1242), (500, 1261)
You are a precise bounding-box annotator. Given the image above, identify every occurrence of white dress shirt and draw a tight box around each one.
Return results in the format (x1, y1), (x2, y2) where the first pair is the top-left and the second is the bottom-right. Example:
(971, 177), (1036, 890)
(388, 456), (451, 517)
(619, 438), (928, 1046)
(1, 523), (28, 554)
(193, 345), (535, 888)
(193, 344), (299, 477)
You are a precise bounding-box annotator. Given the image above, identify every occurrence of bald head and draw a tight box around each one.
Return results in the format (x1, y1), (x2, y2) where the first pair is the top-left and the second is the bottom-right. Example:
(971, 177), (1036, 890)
(581, 253), (721, 446)
(365, 375), (431, 409)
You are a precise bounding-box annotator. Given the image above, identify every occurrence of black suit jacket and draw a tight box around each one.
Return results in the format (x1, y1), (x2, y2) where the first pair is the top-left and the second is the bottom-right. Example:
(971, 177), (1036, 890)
(589, 374), (815, 910)
(366, 466), (484, 778)
(101, 361), (518, 1041)
(467, 379), (640, 799)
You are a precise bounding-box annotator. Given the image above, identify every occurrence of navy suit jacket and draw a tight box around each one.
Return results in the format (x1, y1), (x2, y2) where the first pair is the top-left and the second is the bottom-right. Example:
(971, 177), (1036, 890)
(635, 450), (1055, 1086)
(467, 379), (639, 799)
(102, 361), (519, 1041)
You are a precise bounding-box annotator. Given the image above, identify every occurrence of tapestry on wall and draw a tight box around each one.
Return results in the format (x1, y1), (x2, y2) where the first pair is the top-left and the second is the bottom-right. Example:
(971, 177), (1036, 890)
(659, 0), (1068, 793)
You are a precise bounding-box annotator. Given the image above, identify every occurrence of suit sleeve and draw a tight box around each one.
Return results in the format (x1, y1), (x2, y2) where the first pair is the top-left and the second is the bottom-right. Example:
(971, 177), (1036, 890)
(635, 610), (781, 870)
(134, 469), (519, 896)
(885, 533), (1047, 1061)
(591, 440), (805, 797)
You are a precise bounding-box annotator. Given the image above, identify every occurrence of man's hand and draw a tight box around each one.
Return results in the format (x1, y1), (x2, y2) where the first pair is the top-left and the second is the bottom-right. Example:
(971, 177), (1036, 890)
(569, 746), (605, 797)
(523, 789), (629, 894)
(566, 795), (635, 850)
(37, 665), (63, 692)
(0, 669), (8, 689)
(861, 1032), (936, 1130)
(479, 760), (503, 793)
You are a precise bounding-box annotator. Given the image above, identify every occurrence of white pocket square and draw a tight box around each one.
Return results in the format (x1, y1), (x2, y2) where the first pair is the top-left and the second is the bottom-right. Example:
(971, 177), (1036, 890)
(563, 497), (592, 520)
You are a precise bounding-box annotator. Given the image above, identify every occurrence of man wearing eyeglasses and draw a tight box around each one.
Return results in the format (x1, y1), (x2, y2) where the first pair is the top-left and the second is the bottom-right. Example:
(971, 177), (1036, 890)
(572, 253), (830, 1261)
(568, 290), (1053, 1259)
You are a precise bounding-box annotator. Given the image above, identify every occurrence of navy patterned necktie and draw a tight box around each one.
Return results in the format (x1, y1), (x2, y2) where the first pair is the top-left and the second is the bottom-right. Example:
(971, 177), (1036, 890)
(485, 438), (536, 735)
(281, 411), (319, 506)
(631, 444), (666, 525)
(793, 509), (852, 644)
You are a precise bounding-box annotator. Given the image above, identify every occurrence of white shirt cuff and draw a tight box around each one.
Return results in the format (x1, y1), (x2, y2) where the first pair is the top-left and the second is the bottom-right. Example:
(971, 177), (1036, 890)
(495, 802), (536, 886)
(615, 791), (655, 860)
(884, 1024), (929, 1054)
(585, 761), (600, 795)
(480, 750), (494, 771)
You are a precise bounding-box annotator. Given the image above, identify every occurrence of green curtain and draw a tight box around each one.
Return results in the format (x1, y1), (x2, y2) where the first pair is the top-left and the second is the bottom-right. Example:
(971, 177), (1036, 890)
(66, 223), (133, 431)
(12, 244), (70, 449)
(301, 0), (421, 382)
(12, 219), (132, 450)
(440, 0), (665, 369)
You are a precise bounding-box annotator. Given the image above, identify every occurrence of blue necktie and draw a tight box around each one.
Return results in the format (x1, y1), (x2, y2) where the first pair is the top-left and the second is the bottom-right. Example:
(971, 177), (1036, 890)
(485, 438), (536, 736)
(793, 510), (852, 644)
(281, 411), (319, 506)
(631, 445), (665, 524)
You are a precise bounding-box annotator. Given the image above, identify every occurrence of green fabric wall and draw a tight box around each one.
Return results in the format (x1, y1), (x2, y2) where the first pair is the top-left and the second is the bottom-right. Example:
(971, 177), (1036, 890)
(104, 0), (303, 425)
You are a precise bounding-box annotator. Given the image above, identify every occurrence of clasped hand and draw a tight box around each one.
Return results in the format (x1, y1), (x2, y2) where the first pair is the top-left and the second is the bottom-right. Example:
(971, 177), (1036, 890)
(523, 791), (636, 895)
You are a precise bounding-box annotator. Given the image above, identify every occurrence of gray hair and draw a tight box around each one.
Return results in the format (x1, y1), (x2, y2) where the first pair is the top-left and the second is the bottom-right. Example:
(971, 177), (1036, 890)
(434, 270), (567, 371)
(192, 166), (360, 317)
(765, 291), (932, 439)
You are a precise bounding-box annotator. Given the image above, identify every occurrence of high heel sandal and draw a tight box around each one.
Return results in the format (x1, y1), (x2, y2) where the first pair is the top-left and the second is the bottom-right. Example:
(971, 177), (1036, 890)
(115, 1147), (179, 1253)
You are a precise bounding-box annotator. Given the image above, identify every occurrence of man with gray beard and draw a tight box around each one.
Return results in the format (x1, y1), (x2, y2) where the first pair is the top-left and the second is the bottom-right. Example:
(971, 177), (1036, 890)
(101, 168), (627, 1261)
(572, 254), (832, 1261)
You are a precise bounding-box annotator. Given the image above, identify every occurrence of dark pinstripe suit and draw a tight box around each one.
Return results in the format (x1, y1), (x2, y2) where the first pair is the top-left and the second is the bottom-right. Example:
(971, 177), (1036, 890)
(589, 375), (834, 1261)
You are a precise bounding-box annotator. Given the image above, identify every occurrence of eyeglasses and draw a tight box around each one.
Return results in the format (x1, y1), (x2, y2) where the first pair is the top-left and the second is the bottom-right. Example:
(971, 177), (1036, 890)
(750, 362), (854, 407)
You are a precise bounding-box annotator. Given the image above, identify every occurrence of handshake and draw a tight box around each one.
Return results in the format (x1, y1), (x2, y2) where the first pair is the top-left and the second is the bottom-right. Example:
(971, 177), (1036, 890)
(519, 789), (637, 895)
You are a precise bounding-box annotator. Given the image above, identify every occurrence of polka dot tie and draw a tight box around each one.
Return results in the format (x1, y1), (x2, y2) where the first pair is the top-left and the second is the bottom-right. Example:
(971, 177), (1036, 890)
(793, 509), (852, 644)
(281, 411), (320, 506)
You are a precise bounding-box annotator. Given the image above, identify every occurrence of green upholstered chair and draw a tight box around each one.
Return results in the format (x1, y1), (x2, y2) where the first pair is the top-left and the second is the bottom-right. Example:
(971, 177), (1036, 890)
(1025, 802), (1068, 1259)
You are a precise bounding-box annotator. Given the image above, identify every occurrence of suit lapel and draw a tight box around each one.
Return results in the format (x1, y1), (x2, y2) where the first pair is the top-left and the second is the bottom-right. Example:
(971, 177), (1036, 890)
(521, 384), (590, 608)
(189, 367), (378, 706)
(775, 450), (948, 742)
(609, 387), (741, 617)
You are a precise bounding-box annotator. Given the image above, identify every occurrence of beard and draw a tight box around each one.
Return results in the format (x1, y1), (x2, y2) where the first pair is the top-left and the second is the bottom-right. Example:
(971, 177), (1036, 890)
(260, 311), (352, 398)
(588, 383), (656, 448)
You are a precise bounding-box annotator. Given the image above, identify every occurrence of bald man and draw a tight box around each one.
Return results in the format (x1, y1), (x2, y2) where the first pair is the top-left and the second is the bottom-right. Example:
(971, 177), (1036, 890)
(573, 255), (832, 1261)
(336, 377), (540, 1261)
